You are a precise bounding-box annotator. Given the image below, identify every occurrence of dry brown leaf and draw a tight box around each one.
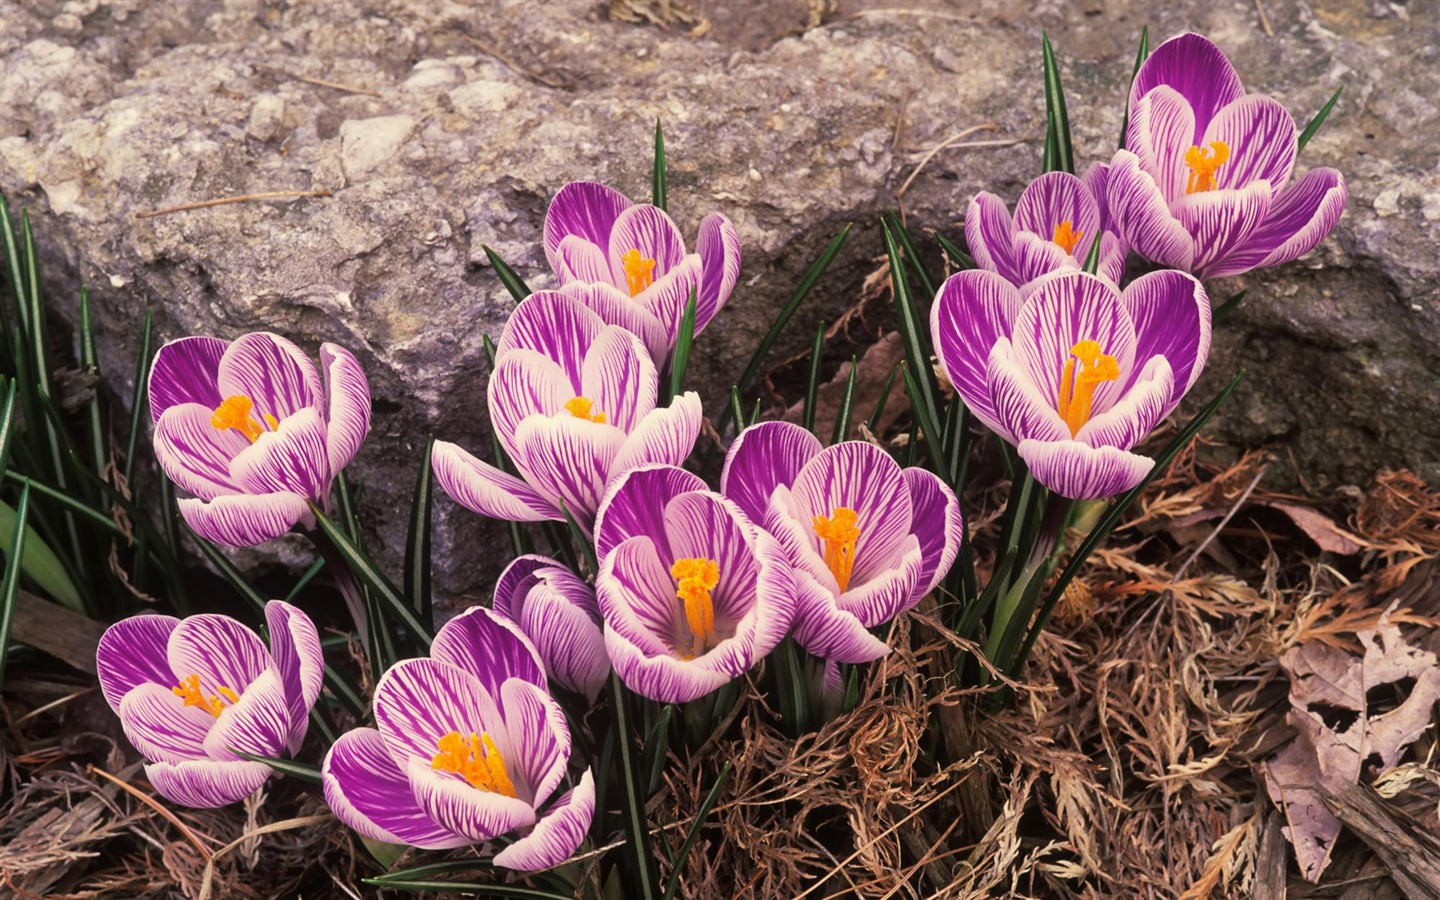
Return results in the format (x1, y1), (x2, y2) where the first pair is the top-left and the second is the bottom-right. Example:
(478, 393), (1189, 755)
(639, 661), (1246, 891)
(1267, 501), (1369, 555)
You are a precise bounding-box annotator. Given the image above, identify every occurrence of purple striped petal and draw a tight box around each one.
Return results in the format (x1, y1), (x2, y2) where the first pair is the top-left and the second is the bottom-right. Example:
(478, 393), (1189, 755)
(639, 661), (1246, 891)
(1206, 95), (1296, 192)
(1177, 181), (1273, 277)
(1081, 162), (1115, 234)
(1108, 150), (1195, 270)
(230, 408), (330, 499)
(488, 350), (573, 457)
(636, 254), (703, 344)
(929, 269), (1024, 438)
(1128, 86), (1198, 206)
(431, 440), (563, 522)
(1015, 171), (1103, 264)
(791, 571), (890, 664)
(1011, 231), (1079, 292)
(98, 615), (180, 712)
(965, 192), (1020, 285)
(493, 770), (595, 872)
(594, 464), (707, 561)
(596, 536), (684, 656)
(607, 204), (687, 286)
(791, 442), (913, 583)
(406, 756), (537, 843)
(320, 344), (371, 476)
(985, 339), (1070, 445)
(744, 529), (799, 656)
(374, 658), (498, 767)
(168, 613), (270, 696)
(494, 556), (582, 618)
(203, 668), (291, 760)
(554, 234), (613, 285)
(149, 337), (228, 423)
(904, 468), (962, 598)
(495, 560), (608, 703)
(1130, 33), (1245, 138)
(511, 415), (625, 528)
(431, 606), (547, 703)
(765, 485), (843, 594)
(720, 421), (822, 525)
(177, 492), (309, 547)
(1075, 356), (1174, 451)
(837, 536), (922, 626)
(145, 759), (272, 808)
(216, 332), (324, 423)
(1098, 231), (1128, 287)
(1122, 269), (1211, 412)
(323, 727), (471, 849)
(1017, 438), (1155, 500)
(695, 213), (741, 332)
(118, 682), (213, 763)
(496, 291), (605, 389)
(560, 281), (670, 363)
(603, 624), (733, 703)
(544, 182), (633, 274)
(581, 326), (657, 435)
(1209, 168), (1347, 278)
(1012, 273), (1137, 417)
(611, 391), (703, 478)
(498, 678), (570, 807)
(663, 491), (760, 622)
(154, 404), (248, 500)
(264, 600), (324, 751)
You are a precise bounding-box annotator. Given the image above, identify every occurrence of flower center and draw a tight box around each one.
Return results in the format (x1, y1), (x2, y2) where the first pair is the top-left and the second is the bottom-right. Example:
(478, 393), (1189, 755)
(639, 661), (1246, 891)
(1051, 220), (1084, 255)
(564, 396), (607, 424)
(1057, 340), (1120, 436)
(431, 731), (518, 797)
(171, 673), (241, 717)
(671, 557), (719, 658)
(1184, 140), (1230, 194)
(210, 394), (278, 443)
(621, 248), (656, 297)
(812, 506), (861, 593)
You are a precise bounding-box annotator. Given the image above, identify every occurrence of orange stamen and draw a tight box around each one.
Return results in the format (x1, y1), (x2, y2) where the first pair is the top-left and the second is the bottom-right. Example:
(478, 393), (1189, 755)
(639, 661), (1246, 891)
(564, 397), (607, 424)
(1056, 340), (1120, 436)
(621, 248), (656, 297)
(431, 731), (518, 797)
(671, 557), (720, 658)
(210, 395), (275, 442)
(812, 507), (861, 593)
(171, 674), (240, 717)
(1184, 140), (1230, 194)
(1052, 220), (1084, 255)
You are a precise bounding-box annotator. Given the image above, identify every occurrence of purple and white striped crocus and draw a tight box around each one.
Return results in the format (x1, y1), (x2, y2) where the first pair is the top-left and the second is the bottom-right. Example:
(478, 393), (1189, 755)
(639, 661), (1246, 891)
(432, 291), (702, 531)
(494, 555), (609, 703)
(148, 332), (370, 547)
(543, 181), (741, 356)
(721, 422), (962, 664)
(931, 268), (1211, 500)
(592, 465), (796, 703)
(96, 601), (323, 807)
(322, 606), (594, 871)
(967, 167), (1127, 293)
(1108, 32), (1347, 279)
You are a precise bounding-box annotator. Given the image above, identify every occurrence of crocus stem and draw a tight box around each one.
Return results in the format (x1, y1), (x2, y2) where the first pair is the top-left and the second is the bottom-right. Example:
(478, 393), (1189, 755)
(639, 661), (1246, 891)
(983, 494), (1069, 668)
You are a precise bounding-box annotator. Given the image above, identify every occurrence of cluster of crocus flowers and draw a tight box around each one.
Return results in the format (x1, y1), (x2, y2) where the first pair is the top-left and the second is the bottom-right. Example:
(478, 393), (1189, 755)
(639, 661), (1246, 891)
(148, 332), (371, 547)
(96, 601), (323, 807)
(321, 607), (593, 870)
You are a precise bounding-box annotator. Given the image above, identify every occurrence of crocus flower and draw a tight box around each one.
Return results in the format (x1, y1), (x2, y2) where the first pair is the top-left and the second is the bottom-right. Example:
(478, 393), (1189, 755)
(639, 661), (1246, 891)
(322, 607), (593, 871)
(931, 268), (1211, 500)
(543, 181), (741, 355)
(494, 555), (609, 703)
(721, 422), (962, 663)
(148, 332), (371, 547)
(966, 167), (1127, 292)
(432, 291), (701, 531)
(1109, 32), (1347, 279)
(96, 601), (323, 807)
(592, 464), (796, 703)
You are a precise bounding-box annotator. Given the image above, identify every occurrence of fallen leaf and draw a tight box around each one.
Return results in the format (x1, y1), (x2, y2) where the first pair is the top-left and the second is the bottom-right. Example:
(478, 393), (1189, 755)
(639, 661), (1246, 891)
(782, 331), (909, 441)
(1267, 502), (1369, 555)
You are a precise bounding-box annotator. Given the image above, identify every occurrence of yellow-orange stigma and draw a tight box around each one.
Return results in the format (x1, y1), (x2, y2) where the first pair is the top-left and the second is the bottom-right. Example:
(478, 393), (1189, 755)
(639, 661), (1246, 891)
(431, 731), (518, 797)
(210, 394), (277, 442)
(564, 396), (607, 424)
(1056, 340), (1120, 436)
(171, 674), (240, 717)
(812, 506), (861, 593)
(1184, 140), (1230, 194)
(671, 557), (719, 658)
(621, 248), (656, 297)
(1052, 220), (1084, 255)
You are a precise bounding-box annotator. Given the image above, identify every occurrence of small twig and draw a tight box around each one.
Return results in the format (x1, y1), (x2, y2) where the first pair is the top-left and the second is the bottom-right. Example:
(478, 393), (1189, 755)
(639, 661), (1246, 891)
(895, 124), (1009, 198)
(1172, 466), (1268, 582)
(89, 765), (215, 861)
(294, 74), (380, 97)
(457, 32), (568, 89)
(135, 190), (332, 220)
(198, 814), (332, 900)
(892, 89), (912, 154)
(1254, 0), (1276, 37)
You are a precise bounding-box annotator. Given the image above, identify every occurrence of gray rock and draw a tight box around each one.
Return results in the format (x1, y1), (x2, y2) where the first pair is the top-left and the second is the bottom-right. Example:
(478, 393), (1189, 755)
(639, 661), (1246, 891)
(0, 0), (1432, 608)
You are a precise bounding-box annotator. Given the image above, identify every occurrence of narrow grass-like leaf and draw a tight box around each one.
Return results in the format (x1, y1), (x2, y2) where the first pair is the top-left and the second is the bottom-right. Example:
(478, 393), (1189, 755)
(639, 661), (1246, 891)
(772, 637), (812, 737)
(481, 244), (533, 304)
(0, 193), (27, 337)
(1298, 85), (1343, 153)
(644, 704), (675, 796)
(310, 504), (434, 648)
(885, 212), (936, 299)
(559, 501), (598, 575)
(831, 355), (858, 444)
(230, 750), (322, 785)
(0, 381), (16, 478)
(608, 675), (662, 900)
(334, 472), (397, 672)
(935, 232), (975, 272)
(156, 474), (189, 611)
(900, 362), (950, 483)
(884, 220), (945, 478)
(0, 484), (31, 688)
(1117, 26), (1150, 150)
(282, 557), (326, 604)
(719, 224), (852, 433)
(0, 498), (82, 611)
(653, 119), (668, 212)
(2, 471), (124, 536)
(1082, 232), (1102, 274)
(405, 436), (436, 630)
(802, 323), (824, 435)
(1213, 289), (1248, 324)
(662, 760), (733, 900)
(1041, 31), (1075, 175)
(728, 386), (746, 433)
(78, 288), (107, 478)
(124, 309), (155, 486)
(667, 287), (697, 402)
(864, 363), (899, 435)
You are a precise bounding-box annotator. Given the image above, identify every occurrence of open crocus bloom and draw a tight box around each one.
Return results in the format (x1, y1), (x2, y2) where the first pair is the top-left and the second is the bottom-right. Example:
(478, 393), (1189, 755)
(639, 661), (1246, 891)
(432, 291), (702, 531)
(966, 167), (1127, 293)
(148, 332), (371, 547)
(322, 607), (594, 871)
(96, 601), (322, 807)
(722, 423), (962, 664)
(592, 465), (796, 703)
(932, 268), (1211, 500)
(494, 555), (610, 703)
(543, 181), (741, 356)
(1108, 32), (1347, 279)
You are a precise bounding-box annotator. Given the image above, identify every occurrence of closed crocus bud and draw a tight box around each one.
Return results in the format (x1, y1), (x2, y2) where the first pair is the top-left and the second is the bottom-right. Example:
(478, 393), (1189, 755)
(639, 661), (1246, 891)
(493, 555), (609, 703)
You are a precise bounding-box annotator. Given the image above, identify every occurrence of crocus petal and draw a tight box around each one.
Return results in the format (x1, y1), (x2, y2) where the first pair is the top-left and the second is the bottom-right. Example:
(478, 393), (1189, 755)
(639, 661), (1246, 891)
(596, 536), (684, 656)
(168, 613), (271, 695)
(431, 441), (563, 522)
(791, 572), (891, 664)
(695, 213), (741, 332)
(1081, 162), (1115, 234)
(594, 464), (707, 561)
(554, 234), (613, 286)
(495, 556), (598, 620)
(1074, 356), (1174, 451)
(1012, 272), (1137, 416)
(1129, 32), (1246, 137)
(97, 614), (180, 712)
(1122, 269), (1211, 411)
(264, 600), (325, 751)
(904, 468), (962, 599)
(374, 658), (497, 766)
(511, 415), (625, 528)
(154, 404), (248, 500)
(118, 682), (213, 764)
(230, 407), (330, 499)
(544, 181), (633, 274)
(320, 344), (371, 476)
(607, 204), (687, 285)
(431, 606), (547, 702)
(985, 339), (1072, 444)
(719, 420), (822, 525)
(1108, 150), (1195, 270)
(177, 492), (309, 547)
(498, 564), (609, 703)
(636, 254), (703, 343)
(663, 491), (760, 623)
(323, 727), (471, 849)
(1175, 181), (1273, 277)
(216, 332), (324, 422)
(1209, 168), (1348, 278)
(1098, 231), (1128, 287)
(610, 391), (703, 478)
(837, 536), (922, 626)
(488, 349), (575, 457)
(149, 336), (228, 422)
(603, 624), (732, 703)
(560, 281), (670, 363)
(145, 759), (272, 809)
(580, 326), (658, 434)
(964, 192), (1020, 284)
(1017, 438), (1155, 500)
(1011, 231), (1078, 289)
(203, 668), (292, 760)
(1128, 85), (1200, 204)
(493, 770), (596, 872)
(764, 484), (842, 594)
(499, 678), (570, 807)
(1205, 95), (1297, 193)
(496, 291), (605, 388)
(407, 756), (538, 842)
(1014, 171), (1103, 263)
(930, 269), (1025, 438)
(790, 442), (913, 583)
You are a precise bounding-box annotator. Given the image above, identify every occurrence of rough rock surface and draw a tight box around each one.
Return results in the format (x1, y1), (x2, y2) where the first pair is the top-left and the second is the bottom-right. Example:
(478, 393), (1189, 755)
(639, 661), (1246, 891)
(0, 0), (1434, 605)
